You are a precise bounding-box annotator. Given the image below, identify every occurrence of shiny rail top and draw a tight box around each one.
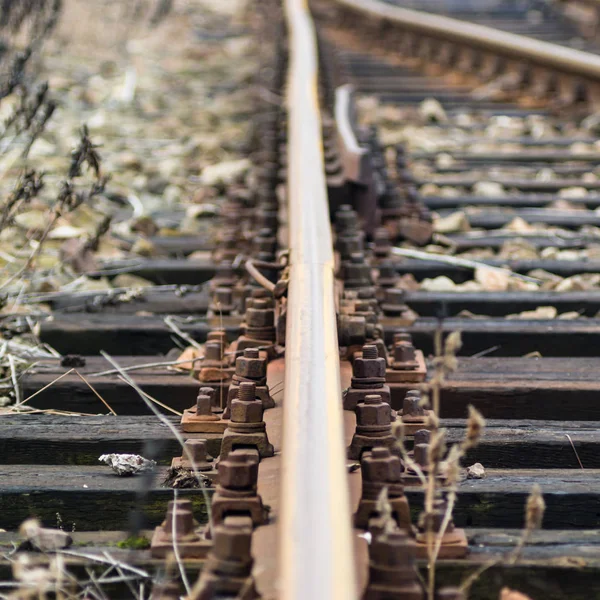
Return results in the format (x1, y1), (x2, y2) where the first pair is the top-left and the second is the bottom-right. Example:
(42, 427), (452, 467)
(280, 0), (357, 599)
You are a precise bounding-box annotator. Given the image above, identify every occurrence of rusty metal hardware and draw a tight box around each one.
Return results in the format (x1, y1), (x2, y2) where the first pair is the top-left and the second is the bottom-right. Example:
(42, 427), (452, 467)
(354, 447), (412, 534)
(338, 313), (376, 348)
(362, 529), (424, 600)
(386, 338), (427, 384)
(341, 252), (374, 289)
(171, 439), (214, 471)
(190, 515), (259, 600)
(415, 496), (468, 559)
(399, 389), (433, 436)
(233, 297), (278, 359)
(209, 449), (267, 536)
(219, 381), (274, 461)
(343, 344), (392, 411)
(181, 387), (228, 434)
(348, 394), (397, 460)
(208, 286), (236, 317)
(375, 261), (399, 292)
(380, 288), (411, 318)
(150, 499), (208, 559)
(224, 347), (274, 419)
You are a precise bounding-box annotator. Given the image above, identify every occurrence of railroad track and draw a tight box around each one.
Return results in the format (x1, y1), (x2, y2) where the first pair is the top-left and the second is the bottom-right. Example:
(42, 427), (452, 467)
(2, 0), (600, 598)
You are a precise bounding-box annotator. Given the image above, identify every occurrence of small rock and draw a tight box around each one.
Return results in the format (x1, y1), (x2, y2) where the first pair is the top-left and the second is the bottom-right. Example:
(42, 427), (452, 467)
(200, 158), (250, 186)
(558, 311), (581, 320)
(559, 187), (588, 199)
(433, 211), (470, 234)
(466, 463), (485, 479)
(500, 588), (533, 600)
(99, 453), (156, 476)
(473, 181), (505, 197)
(116, 151), (144, 171)
(474, 267), (509, 292)
(19, 519), (72, 552)
(418, 98), (448, 123)
(436, 153), (456, 169)
(420, 276), (456, 292)
(507, 306), (557, 320)
(505, 217), (534, 234)
(131, 237), (158, 257)
(112, 274), (154, 289)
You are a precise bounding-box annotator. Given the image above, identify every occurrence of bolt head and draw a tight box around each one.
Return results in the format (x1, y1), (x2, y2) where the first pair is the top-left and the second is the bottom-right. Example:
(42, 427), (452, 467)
(362, 449), (403, 482)
(213, 516), (253, 562)
(236, 354), (265, 379)
(230, 397), (263, 423)
(356, 399), (391, 426)
(353, 356), (386, 379)
(218, 451), (258, 489)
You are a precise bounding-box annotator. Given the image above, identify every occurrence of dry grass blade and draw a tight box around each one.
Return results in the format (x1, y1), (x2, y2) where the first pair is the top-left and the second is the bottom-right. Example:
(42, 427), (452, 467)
(14, 367), (75, 407)
(565, 434), (584, 469)
(171, 489), (191, 596)
(73, 369), (117, 416)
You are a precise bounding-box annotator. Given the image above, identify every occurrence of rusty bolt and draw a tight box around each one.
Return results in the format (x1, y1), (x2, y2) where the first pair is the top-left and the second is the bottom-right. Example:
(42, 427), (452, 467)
(207, 330), (228, 346)
(353, 345), (386, 379)
(213, 287), (233, 308)
(377, 261), (399, 287)
(335, 204), (358, 232)
(182, 439), (213, 470)
(393, 332), (413, 345)
(204, 341), (224, 363)
(403, 390), (426, 417)
(195, 391), (213, 417)
(236, 348), (265, 379)
(414, 429), (430, 446)
(356, 394), (391, 426)
(370, 529), (416, 568)
(362, 447), (403, 483)
(230, 382), (263, 423)
(162, 500), (195, 537)
(212, 515), (253, 565)
(218, 449), (258, 490)
(246, 300), (275, 328)
(413, 443), (429, 468)
(392, 341), (418, 370)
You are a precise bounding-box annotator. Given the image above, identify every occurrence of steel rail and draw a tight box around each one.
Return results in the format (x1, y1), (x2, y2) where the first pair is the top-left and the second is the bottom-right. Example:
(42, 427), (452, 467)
(280, 1), (357, 599)
(334, 84), (370, 184)
(333, 0), (600, 82)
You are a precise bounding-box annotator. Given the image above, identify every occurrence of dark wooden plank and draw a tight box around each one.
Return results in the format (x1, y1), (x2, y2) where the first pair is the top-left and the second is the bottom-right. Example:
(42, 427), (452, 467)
(0, 465), (596, 529)
(393, 258), (600, 282)
(437, 208), (600, 229)
(0, 465), (212, 530)
(0, 415), (222, 464)
(94, 258), (217, 285)
(442, 234), (597, 250)
(390, 357), (600, 420)
(39, 314), (241, 355)
(0, 530), (599, 599)
(391, 317), (600, 357)
(49, 288), (210, 314)
(20, 356), (202, 415)
(402, 290), (600, 317)
(423, 194), (600, 209)
(416, 177), (600, 191)
(1, 415), (598, 468)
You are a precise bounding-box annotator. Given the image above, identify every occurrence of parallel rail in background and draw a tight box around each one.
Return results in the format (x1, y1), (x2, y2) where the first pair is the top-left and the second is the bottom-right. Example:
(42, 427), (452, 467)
(331, 0), (600, 106)
(280, 1), (356, 598)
